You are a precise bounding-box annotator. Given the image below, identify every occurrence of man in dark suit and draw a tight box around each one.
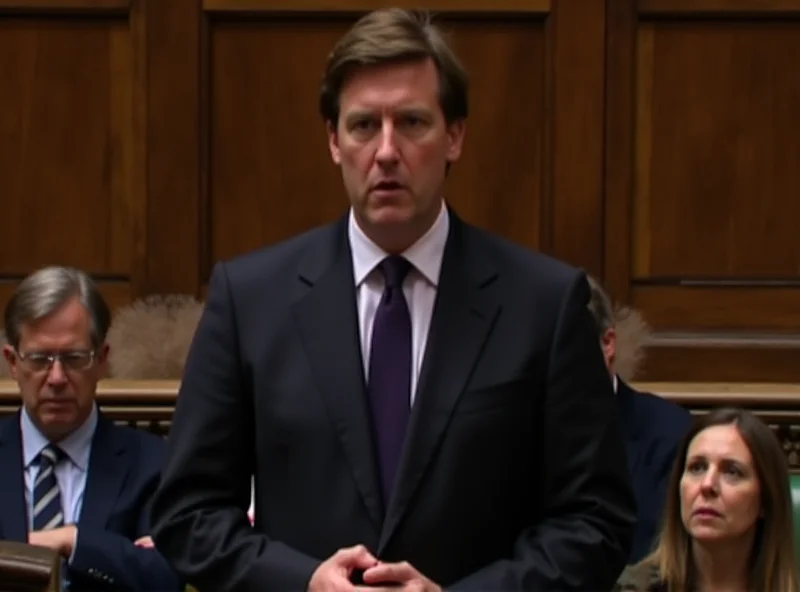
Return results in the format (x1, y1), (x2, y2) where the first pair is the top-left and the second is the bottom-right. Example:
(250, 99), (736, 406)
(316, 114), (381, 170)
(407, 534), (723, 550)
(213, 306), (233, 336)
(0, 266), (182, 591)
(151, 8), (636, 592)
(587, 276), (693, 562)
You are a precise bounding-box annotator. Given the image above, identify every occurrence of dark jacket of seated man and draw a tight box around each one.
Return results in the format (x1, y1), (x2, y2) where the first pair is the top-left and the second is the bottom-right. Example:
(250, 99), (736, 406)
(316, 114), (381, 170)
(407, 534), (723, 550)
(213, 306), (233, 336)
(586, 276), (693, 563)
(0, 407), (183, 591)
(615, 377), (692, 562)
(0, 264), (182, 591)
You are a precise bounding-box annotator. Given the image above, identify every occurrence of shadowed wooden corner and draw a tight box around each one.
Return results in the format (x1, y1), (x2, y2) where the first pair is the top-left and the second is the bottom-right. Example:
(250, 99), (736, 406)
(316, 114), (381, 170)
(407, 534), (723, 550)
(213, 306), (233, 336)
(0, 540), (62, 592)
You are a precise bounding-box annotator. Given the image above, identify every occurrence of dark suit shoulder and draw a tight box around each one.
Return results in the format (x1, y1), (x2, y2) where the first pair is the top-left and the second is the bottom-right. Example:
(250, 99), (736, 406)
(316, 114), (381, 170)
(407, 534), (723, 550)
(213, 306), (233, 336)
(463, 222), (596, 342)
(622, 383), (693, 440)
(0, 414), (18, 437)
(100, 418), (167, 463)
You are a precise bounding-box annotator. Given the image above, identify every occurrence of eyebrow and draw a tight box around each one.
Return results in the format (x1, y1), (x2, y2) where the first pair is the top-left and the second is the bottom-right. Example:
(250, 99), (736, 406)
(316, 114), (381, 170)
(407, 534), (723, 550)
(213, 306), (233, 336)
(344, 106), (433, 120)
(344, 110), (375, 122)
(686, 454), (751, 467)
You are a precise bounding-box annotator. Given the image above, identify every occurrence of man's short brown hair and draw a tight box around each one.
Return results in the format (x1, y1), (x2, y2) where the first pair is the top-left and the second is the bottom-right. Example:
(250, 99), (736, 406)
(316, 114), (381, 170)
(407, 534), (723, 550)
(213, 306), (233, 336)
(586, 275), (614, 338)
(319, 8), (469, 125)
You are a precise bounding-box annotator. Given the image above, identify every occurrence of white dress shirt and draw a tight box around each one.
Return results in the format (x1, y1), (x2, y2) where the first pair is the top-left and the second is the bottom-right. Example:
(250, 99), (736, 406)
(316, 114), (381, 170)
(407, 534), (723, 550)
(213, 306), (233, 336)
(22, 403), (98, 576)
(22, 404), (97, 529)
(348, 202), (449, 404)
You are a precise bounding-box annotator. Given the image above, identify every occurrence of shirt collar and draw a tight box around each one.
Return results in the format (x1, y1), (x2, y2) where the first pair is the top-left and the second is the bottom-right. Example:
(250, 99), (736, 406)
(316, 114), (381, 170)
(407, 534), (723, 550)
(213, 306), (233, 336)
(348, 201), (449, 287)
(21, 403), (98, 472)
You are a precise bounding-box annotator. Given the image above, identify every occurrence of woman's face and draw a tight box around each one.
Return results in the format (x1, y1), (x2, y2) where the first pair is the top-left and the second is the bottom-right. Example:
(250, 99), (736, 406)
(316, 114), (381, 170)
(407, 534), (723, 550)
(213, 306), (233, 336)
(680, 424), (762, 544)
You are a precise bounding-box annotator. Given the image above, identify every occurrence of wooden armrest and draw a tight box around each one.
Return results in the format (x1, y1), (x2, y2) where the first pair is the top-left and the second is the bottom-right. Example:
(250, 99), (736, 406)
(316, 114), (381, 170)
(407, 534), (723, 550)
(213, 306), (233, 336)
(0, 540), (62, 591)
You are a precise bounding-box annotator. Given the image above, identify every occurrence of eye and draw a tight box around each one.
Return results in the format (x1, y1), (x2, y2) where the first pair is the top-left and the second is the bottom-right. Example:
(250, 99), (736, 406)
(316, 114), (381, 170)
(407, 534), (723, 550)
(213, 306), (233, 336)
(61, 352), (89, 366)
(25, 353), (52, 370)
(723, 464), (744, 478)
(686, 459), (707, 475)
(26, 353), (50, 362)
(349, 118), (377, 133)
(397, 113), (429, 131)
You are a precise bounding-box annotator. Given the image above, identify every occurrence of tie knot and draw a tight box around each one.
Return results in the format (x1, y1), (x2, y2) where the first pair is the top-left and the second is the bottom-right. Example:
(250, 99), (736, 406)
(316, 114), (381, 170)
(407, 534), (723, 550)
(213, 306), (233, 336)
(39, 444), (64, 467)
(378, 256), (412, 289)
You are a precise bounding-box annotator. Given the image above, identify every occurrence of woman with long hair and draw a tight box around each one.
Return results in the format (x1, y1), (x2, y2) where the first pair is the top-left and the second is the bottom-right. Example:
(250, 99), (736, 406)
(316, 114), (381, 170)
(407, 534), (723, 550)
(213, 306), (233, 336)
(614, 407), (799, 592)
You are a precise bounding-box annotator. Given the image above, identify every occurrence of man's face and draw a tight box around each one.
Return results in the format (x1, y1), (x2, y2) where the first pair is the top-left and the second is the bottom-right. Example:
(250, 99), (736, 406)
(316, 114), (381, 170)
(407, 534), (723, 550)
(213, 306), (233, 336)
(2, 297), (108, 441)
(327, 58), (465, 251)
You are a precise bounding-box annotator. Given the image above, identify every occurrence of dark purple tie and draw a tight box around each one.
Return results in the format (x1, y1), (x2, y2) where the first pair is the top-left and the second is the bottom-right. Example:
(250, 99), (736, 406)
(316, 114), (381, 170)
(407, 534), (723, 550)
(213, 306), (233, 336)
(368, 255), (413, 506)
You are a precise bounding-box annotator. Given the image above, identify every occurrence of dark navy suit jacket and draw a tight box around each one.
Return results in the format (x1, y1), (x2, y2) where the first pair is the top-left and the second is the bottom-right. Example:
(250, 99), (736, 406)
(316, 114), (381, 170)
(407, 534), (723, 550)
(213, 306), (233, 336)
(617, 379), (693, 562)
(0, 411), (182, 591)
(151, 212), (636, 591)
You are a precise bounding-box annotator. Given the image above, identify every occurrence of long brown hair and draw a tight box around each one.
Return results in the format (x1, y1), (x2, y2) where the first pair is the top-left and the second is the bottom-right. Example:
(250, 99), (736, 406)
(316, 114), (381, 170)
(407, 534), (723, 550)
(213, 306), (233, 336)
(650, 407), (798, 592)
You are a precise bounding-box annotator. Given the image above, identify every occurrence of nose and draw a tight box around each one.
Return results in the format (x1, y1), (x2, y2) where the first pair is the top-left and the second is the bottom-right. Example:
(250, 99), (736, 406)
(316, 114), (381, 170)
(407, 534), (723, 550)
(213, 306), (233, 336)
(46, 359), (68, 385)
(375, 119), (399, 165)
(700, 469), (719, 496)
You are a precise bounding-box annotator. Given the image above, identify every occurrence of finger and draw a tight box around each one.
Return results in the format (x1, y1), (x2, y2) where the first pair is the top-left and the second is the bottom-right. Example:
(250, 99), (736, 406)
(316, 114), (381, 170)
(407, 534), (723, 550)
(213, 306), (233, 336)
(134, 536), (155, 548)
(325, 574), (359, 592)
(363, 561), (415, 585)
(334, 544), (379, 569)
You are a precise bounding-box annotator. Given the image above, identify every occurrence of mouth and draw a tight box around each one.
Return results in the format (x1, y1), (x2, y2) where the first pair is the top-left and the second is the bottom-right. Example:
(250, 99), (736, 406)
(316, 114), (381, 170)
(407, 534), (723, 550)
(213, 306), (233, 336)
(693, 508), (723, 518)
(39, 398), (75, 407)
(371, 180), (406, 193)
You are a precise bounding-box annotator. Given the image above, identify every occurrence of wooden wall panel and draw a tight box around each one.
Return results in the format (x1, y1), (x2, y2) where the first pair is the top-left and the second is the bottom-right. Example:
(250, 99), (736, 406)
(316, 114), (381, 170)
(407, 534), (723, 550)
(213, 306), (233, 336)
(438, 18), (546, 253)
(0, 2), (141, 313)
(208, 19), (349, 265)
(605, 0), (800, 381)
(203, 0), (550, 11)
(4, 0), (797, 383)
(0, 18), (131, 275)
(142, 0), (201, 297)
(0, 0), (201, 312)
(0, 1), (129, 10)
(634, 22), (800, 282)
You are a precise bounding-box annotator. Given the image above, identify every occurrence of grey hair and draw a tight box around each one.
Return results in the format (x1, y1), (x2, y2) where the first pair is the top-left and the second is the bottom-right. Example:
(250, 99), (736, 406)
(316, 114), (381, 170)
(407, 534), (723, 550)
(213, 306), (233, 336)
(3, 266), (111, 350)
(586, 275), (615, 337)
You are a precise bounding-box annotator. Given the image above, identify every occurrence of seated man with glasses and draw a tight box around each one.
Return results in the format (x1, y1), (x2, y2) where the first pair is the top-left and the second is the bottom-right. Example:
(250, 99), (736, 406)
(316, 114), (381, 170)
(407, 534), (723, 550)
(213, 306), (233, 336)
(0, 266), (182, 591)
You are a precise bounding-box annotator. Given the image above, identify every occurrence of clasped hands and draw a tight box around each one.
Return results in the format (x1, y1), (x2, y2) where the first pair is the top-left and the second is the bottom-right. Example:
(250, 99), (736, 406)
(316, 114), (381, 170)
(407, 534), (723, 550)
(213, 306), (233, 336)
(309, 545), (441, 592)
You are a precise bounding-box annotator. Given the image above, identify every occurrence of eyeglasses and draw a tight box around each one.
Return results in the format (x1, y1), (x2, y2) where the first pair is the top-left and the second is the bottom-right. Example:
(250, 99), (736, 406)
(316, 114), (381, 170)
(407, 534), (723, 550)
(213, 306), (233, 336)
(15, 350), (96, 373)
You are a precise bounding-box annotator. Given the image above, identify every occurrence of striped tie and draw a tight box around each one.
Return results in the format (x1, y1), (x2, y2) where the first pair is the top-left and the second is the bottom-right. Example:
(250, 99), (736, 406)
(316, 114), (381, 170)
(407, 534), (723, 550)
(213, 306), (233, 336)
(32, 444), (65, 531)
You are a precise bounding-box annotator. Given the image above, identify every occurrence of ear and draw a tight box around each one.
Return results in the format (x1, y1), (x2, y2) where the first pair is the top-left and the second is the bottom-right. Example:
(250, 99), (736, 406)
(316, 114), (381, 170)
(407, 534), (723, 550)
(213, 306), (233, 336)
(601, 327), (617, 371)
(327, 120), (342, 165)
(445, 119), (466, 163)
(96, 343), (111, 380)
(2, 344), (19, 380)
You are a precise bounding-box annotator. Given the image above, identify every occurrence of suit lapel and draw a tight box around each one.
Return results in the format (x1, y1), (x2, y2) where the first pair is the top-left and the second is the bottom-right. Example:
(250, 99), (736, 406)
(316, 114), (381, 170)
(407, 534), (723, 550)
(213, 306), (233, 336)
(379, 216), (500, 552)
(292, 218), (384, 530)
(0, 414), (29, 541)
(79, 416), (127, 530)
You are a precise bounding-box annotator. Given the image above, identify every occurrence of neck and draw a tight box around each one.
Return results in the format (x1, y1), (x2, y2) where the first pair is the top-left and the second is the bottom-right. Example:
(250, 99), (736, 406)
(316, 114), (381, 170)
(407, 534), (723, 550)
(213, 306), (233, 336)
(353, 202), (442, 254)
(692, 538), (752, 592)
